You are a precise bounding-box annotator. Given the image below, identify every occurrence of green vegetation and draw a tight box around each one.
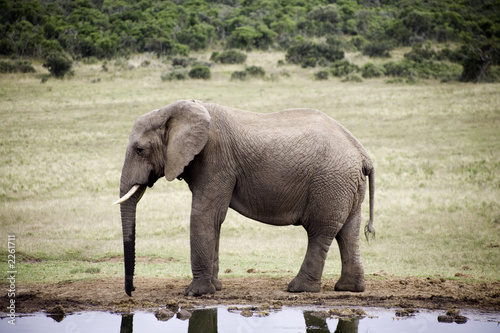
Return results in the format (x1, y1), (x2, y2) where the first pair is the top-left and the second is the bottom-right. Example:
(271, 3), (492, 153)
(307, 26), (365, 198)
(42, 51), (73, 78)
(161, 68), (188, 81)
(0, 59), (35, 73)
(211, 50), (247, 64)
(188, 64), (211, 79)
(1, 0), (499, 81)
(231, 65), (266, 80)
(0, 57), (498, 284)
(286, 36), (344, 68)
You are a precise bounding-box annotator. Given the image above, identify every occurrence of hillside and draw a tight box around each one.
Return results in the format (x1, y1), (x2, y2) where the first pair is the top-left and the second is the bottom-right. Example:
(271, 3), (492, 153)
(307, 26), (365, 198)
(1, 0), (499, 81)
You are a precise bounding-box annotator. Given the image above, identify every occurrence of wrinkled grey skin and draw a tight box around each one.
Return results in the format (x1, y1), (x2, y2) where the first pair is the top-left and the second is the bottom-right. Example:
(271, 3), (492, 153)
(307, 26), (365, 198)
(118, 99), (375, 297)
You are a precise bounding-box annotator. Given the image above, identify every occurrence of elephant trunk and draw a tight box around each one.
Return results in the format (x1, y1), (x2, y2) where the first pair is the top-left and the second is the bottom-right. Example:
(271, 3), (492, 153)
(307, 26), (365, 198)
(119, 182), (147, 296)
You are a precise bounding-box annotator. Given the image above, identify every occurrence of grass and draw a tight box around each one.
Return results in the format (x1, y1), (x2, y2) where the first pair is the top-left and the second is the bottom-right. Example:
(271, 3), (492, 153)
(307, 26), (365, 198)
(0, 52), (499, 285)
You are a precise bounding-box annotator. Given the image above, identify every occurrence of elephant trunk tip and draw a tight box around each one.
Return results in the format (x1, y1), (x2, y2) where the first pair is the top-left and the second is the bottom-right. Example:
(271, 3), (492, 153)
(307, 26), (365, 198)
(125, 275), (135, 296)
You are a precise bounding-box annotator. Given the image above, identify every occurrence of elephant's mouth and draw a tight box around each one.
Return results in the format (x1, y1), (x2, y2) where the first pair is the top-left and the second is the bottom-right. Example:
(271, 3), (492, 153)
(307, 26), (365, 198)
(147, 170), (159, 188)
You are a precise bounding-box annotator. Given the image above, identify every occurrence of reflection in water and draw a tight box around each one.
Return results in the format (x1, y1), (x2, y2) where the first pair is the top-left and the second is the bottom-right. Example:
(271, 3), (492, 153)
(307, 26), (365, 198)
(119, 309), (358, 333)
(120, 314), (133, 333)
(303, 311), (358, 333)
(188, 308), (217, 333)
(4, 307), (496, 333)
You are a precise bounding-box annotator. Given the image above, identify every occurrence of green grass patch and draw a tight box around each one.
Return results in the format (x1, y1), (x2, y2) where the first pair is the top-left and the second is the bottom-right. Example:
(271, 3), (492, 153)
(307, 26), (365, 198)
(0, 54), (499, 285)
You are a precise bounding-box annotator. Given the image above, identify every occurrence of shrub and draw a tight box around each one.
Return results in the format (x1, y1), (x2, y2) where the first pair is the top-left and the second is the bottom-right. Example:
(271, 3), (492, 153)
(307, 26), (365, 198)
(172, 57), (189, 67)
(330, 60), (359, 77)
(458, 41), (500, 82)
(0, 61), (15, 73)
(172, 57), (201, 68)
(16, 61), (35, 73)
(211, 50), (247, 64)
(436, 47), (462, 62)
(245, 66), (265, 78)
(363, 41), (392, 58)
(404, 42), (436, 63)
(315, 69), (330, 80)
(43, 52), (73, 78)
(188, 65), (211, 79)
(227, 26), (262, 49)
(231, 66), (266, 81)
(351, 35), (367, 51)
(0, 60), (35, 73)
(361, 63), (385, 78)
(161, 68), (188, 81)
(231, 71), (247, 81)
(383, 59), (461, 81)
(383, 61), (415, 78)
(81, 57), (99, 65)
(286, 36), (344, 68)
(342, 74), (363, 82)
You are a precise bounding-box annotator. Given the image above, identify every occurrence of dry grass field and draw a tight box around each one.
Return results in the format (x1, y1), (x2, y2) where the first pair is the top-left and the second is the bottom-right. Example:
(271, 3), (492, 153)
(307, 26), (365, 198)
(0, 52), (499, 287)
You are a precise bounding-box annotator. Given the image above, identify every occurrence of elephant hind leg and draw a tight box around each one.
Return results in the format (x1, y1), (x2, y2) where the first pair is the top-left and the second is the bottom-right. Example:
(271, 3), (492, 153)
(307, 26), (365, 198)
(334, 210), (365, 292)
(287, 225), (340, 293)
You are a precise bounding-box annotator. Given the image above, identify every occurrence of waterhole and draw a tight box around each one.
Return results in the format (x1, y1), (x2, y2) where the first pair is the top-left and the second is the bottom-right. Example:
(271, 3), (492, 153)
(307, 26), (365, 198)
(1, 306), (498, 333)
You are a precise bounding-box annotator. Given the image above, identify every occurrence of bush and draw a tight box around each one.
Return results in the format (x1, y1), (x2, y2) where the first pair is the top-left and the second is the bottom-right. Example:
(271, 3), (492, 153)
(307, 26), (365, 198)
(231, 66), (266, 81)
(342, 74), (363, 82)
(161, 68), (188, 81)
(188, 65), (211, 79)
(404, 42), (436, 63)
(458, 41), (500, 82)
(330, 60), (359, 77)
(172, 57), (188, 67)
(0, 60), (35, 73)
(245, 66), (265, 78)
(231, 71), (247, 81)
(363, 41), (392, 58)
(351, 35), (367, 51)
(43, 52), (73, 78)
(0, 61), (16, 73)
(211, 50), (247, 64)
(383, 61), (416, 78)
(81, 57), (99, 65)
(286, 36), (344, 68)
(15, 60), (36, 73)
(361, 63), (385, 78)
(383, 59), (461, 81)
(315, 69), (330, 80)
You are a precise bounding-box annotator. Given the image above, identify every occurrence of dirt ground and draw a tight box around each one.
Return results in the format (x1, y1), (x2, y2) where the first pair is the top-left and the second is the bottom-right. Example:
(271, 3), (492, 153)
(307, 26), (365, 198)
(1, 275), (499, 315)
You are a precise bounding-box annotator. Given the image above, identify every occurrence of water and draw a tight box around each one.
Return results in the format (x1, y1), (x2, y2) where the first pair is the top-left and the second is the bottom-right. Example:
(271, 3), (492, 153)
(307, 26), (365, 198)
(1, 307), (498, 333)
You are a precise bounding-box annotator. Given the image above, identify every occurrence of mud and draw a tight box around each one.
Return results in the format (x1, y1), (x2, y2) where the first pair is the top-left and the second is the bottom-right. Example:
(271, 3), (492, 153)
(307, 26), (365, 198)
(1, 276), (499, 314)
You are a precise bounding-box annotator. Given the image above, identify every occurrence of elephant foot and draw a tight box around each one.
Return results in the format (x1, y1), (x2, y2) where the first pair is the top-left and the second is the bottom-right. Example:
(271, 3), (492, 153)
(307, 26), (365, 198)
(184, 278), (216, 296)
(287, 276), (321, 293)
(334, 276), (365, 292)
(212, 277), (222, 291)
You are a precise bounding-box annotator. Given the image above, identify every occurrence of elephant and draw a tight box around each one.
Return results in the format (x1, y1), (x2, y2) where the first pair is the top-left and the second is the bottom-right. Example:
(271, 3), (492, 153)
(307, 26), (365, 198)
(115, 99), (375, 297)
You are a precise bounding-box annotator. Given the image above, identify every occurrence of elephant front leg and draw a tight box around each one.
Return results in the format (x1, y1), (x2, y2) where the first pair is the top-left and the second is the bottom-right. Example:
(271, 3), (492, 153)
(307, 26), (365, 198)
(184, 215), (217, 296)
(184, 195), (228, 296)
(211, 223), (223, 291)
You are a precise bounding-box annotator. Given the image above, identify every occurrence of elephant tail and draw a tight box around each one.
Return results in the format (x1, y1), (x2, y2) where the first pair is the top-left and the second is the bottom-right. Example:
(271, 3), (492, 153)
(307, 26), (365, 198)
(363, 162), (375, 243)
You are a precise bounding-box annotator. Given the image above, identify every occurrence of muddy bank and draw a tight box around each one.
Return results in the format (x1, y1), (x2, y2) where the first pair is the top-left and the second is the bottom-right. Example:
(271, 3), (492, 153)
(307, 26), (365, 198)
(1, 276), (499, 314)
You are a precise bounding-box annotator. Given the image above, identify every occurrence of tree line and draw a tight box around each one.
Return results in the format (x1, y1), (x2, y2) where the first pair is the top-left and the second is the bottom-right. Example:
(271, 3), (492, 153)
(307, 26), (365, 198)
(1, 0), (499, 82)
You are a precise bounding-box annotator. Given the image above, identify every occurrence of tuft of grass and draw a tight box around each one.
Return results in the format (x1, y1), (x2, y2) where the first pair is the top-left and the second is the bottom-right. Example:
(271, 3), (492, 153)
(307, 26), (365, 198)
(0, 53), (499, 284)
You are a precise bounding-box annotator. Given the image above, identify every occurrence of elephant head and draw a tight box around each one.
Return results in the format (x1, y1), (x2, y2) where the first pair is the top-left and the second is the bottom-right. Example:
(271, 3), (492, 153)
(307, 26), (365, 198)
(114, 99), (211, 296)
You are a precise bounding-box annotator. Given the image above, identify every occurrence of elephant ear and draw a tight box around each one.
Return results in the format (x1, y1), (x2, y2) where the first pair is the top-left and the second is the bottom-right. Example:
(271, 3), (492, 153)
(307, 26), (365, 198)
(162, 100), (211, 181)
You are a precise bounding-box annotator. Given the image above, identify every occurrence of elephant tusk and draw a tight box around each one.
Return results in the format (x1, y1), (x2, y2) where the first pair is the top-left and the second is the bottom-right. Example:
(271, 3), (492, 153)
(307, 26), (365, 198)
(113, 185), (141, 205)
